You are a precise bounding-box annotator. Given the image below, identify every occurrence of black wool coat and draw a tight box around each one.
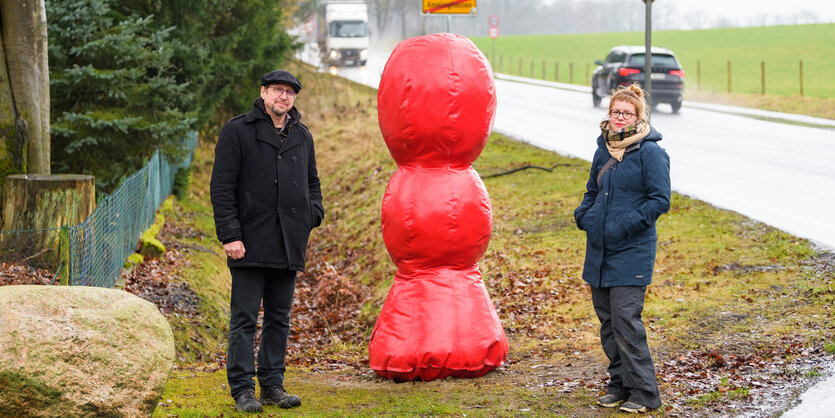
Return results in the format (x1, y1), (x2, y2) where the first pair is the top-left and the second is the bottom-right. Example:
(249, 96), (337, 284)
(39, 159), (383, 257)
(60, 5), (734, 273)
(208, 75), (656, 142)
(210, 98), (324, 271)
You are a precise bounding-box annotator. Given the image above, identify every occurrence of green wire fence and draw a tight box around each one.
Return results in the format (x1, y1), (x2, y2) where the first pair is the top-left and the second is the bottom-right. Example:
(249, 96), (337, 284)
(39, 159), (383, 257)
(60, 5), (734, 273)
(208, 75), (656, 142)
(0, 132), (197, 288)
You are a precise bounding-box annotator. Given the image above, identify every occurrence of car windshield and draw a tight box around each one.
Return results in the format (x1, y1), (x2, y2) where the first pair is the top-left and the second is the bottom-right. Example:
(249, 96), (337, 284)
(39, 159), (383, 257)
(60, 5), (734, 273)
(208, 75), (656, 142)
(330, 21), (367, 37)
(628, 53), (678, 67)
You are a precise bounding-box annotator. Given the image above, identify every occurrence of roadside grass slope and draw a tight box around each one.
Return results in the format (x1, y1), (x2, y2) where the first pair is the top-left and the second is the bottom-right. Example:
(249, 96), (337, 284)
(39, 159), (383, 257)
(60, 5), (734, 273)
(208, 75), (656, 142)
(470, 24), (835, 119)
(153, 60), (834, 417)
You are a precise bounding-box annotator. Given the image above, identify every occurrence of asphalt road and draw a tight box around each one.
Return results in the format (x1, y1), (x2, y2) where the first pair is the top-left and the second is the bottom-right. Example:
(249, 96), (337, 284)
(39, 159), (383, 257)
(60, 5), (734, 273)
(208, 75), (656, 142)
(302, 46), (835, 251)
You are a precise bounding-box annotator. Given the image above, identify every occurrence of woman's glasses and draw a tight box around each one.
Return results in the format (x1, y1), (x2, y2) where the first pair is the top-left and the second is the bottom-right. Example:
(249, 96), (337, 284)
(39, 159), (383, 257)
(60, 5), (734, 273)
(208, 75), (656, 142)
(610, 110), (635, 119)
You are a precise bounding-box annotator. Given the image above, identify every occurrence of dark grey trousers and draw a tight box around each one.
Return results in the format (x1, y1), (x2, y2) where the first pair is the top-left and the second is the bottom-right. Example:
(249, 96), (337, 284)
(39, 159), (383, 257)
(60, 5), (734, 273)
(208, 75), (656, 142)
(227, 266), (297, 398)
(591, 285), (661, 409)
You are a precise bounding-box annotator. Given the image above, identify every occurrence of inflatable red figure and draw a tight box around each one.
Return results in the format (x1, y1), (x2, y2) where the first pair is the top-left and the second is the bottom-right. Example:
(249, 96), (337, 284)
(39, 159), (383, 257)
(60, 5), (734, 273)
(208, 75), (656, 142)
(369, 33), (509, 381)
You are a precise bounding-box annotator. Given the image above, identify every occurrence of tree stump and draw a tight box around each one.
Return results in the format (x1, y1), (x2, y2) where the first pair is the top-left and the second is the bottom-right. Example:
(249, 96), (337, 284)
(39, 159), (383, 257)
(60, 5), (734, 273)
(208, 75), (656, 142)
(1, 174), (95, 279)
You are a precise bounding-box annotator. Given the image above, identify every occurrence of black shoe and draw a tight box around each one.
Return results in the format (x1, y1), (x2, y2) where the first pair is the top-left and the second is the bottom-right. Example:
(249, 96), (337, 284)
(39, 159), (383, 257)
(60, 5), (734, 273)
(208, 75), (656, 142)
(619, 401), (649, 413)
(260, 384), (302, 408)
(597, 393), (627, 408)
(234, 389), (263, 413)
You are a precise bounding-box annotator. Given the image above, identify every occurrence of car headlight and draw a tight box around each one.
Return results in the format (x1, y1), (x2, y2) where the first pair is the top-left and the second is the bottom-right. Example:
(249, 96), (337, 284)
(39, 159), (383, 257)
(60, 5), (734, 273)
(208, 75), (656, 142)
(360, 49), (368, 59)
(329, 50), (340, 59)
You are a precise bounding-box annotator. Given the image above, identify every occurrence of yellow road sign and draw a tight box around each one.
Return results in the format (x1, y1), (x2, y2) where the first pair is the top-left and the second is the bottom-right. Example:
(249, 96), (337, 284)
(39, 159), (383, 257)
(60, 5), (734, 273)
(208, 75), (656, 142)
(422, 0), (477, 15)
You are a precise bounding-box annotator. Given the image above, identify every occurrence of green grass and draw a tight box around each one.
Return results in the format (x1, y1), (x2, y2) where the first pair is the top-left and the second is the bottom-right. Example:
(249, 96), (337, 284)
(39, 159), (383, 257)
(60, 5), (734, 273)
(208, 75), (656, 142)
(471, 24), (835, 99)
(159, 369), (588, 417)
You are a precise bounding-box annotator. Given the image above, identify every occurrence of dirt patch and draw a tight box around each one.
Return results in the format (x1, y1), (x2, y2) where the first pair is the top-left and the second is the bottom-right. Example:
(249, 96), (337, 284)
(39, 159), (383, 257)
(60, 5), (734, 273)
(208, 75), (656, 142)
(124, 249), (201, 317)
(713, 262), (784, 275)
(0, 262), (58, 286)
(803, 250), (835, 277)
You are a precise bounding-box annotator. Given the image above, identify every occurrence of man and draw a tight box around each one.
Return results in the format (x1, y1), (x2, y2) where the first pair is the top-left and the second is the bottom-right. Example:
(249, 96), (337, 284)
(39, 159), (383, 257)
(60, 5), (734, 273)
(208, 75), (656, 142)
(210, 69), (324, 413)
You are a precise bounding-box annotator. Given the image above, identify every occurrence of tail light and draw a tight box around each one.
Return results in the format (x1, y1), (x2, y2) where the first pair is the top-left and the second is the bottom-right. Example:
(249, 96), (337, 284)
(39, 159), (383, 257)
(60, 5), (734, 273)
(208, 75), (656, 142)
(670, 69), (685, 78)
(618, 67), (641, 76)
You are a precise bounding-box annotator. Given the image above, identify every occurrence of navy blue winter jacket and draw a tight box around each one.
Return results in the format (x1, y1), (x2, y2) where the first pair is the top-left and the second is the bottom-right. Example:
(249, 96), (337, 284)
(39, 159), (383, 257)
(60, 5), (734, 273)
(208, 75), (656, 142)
(574, 126), (671, 288)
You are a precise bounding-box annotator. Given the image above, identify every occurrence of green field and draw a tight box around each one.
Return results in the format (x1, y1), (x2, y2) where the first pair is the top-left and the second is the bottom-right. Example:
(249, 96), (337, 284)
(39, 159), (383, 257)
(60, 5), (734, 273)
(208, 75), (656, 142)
(471, 24), (835, 99)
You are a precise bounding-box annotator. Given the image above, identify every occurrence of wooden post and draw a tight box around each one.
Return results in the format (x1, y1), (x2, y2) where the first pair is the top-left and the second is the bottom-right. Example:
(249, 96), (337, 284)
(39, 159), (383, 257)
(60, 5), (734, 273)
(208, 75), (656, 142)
(727, 60), (732, 93)
(530, 60), (534, 78)
(555, 62), (559, 82)
(799, 59), (804, 96)
(2, 174), (95, 272)
(697, 61), (701, 90)
(761, 61), (765, 95)
(518, 58), (522, 76)
(570, 62), (574, 84)
(586, 63), (590, 86)
(542, 61), (546, 80)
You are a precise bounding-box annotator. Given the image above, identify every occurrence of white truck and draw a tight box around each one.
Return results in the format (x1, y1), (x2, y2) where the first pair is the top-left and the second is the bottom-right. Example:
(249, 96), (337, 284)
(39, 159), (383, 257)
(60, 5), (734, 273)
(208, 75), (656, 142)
(317, 1), (369, 67)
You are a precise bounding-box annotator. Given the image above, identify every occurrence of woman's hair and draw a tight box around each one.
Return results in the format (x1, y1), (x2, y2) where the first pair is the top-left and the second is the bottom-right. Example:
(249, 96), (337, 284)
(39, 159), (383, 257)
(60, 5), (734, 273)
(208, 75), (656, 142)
(608, 83), (649, 123)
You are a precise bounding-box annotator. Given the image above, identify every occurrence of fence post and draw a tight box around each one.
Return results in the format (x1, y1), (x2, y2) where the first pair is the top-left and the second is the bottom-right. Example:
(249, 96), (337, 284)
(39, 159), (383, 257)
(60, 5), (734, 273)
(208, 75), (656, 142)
(509, 57), (513, 74)
(555, 62), (559, 82)
(518, 58), (522, 76)
(530, 60), (534, 78)
(761, 61), (765, 95)
(570, 62), (574, 84)
(585, 63), (590, 85)
(697, 61), (701, 90)
(542, 61), (546, 80)
(727, 60), (731, 93)
(799, 59), (804, 96)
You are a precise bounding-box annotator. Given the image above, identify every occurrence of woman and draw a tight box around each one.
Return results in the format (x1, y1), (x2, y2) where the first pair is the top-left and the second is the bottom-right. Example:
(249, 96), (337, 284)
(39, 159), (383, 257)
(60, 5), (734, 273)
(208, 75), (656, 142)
(573, 83), (670, 413)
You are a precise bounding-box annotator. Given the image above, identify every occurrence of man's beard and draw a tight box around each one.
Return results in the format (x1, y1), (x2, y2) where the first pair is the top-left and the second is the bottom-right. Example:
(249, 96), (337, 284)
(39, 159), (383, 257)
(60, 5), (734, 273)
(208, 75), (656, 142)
(271, 104), (288, 117)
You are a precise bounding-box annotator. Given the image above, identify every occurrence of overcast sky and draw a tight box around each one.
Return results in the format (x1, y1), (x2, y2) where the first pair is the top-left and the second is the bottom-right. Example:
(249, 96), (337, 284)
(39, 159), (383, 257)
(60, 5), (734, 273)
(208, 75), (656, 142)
(661, 0), (835, 26)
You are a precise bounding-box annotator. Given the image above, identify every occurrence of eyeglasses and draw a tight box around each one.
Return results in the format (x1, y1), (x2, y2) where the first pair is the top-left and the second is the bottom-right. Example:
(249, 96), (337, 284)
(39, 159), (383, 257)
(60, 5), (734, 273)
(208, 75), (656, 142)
(268, 86), (296, 98)
(610, 110), (635, 119)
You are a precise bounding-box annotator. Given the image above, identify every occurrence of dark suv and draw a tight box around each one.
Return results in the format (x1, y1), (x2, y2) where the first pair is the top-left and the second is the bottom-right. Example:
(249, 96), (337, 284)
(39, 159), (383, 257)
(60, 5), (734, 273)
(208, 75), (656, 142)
(591, 45), (685, 112)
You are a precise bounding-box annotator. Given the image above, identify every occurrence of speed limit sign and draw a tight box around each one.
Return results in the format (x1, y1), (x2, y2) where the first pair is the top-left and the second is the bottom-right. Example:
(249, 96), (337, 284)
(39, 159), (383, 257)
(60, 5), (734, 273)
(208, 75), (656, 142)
(488, 14), (500, 27)
(488, 26), (499, 39)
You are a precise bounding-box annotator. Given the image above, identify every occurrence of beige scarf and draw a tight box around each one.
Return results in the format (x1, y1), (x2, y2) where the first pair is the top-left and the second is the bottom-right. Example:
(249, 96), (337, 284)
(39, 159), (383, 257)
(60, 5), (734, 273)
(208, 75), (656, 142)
(600, 120), (650, 161)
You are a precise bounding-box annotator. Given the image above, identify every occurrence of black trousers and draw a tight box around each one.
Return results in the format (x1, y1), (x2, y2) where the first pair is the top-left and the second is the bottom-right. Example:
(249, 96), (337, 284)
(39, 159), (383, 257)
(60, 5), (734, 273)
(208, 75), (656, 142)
(591, 285), (661, 409)
(227, 266), (296, 398)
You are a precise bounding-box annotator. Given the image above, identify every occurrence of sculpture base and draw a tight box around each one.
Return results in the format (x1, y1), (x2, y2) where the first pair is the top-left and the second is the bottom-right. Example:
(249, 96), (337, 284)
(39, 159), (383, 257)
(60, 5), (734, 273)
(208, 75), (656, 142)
(368, 267), (509, 381)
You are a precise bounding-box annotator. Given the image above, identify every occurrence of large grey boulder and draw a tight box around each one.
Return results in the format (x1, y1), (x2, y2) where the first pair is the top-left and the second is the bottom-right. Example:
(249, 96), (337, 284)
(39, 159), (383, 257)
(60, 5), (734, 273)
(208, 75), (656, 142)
(0, 285), (175, 417)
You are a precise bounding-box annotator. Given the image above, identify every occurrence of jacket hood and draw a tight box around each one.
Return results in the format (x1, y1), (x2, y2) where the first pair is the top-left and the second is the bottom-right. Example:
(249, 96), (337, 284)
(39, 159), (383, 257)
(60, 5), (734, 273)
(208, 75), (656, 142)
(377, 33), (496, 168)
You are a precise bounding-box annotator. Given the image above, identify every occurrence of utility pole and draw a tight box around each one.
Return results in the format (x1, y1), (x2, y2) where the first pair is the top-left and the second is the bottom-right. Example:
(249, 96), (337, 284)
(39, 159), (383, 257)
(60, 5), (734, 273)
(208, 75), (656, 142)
(643, 0), (653, 121)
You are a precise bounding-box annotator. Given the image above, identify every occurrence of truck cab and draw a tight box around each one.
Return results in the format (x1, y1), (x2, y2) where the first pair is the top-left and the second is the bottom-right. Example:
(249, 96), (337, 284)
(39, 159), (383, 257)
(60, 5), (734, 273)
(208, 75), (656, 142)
(318, 1), (369, 67)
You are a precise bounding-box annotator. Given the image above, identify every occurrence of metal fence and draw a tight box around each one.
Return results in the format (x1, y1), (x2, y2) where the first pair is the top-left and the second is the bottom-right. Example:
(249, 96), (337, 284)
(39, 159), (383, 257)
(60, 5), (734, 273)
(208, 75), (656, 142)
(0, 132), (197, 288)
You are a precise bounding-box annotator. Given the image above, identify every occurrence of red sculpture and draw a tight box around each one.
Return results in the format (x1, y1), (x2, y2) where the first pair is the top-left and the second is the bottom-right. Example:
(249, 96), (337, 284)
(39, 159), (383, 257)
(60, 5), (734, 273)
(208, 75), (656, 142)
(369, 33), (509, 381)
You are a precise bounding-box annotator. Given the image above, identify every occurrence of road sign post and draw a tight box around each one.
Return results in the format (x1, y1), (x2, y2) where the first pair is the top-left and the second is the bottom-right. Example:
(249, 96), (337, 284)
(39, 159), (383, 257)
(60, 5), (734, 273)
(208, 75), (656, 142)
(488, 14), (499, 67)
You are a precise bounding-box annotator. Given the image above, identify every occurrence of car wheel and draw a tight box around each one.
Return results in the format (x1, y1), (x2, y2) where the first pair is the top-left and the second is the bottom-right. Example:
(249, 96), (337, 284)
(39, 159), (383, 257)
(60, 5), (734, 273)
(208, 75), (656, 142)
(592, 79), (602, 107)
(671, 100), (682, 113)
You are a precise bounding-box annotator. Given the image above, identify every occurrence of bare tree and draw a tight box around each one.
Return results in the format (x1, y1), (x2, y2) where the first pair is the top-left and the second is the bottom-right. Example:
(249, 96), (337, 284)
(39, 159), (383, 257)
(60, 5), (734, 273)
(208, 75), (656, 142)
(0, 0), (50, 174)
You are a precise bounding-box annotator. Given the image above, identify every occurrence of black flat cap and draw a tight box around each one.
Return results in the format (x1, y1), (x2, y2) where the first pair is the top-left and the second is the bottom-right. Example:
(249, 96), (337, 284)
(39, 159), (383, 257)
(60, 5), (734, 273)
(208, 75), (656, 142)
(261, 70), (302, 93)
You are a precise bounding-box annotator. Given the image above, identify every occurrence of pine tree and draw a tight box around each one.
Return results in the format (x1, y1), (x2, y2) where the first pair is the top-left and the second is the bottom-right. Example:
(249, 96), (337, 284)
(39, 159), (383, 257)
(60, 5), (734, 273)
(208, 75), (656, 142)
(47, 0), (196, 192)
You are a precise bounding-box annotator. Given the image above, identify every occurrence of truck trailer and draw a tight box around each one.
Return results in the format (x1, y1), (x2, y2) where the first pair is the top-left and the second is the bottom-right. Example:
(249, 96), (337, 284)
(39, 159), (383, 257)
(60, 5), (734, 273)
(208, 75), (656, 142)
(317, 1), (369, 67)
